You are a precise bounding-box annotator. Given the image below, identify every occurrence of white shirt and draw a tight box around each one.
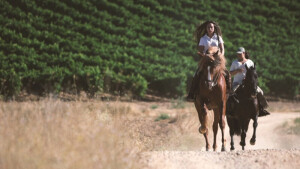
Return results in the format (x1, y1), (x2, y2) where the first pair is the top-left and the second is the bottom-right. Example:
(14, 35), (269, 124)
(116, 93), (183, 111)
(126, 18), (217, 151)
(199, 33), (224, 53)
(230, 59), (254, 84)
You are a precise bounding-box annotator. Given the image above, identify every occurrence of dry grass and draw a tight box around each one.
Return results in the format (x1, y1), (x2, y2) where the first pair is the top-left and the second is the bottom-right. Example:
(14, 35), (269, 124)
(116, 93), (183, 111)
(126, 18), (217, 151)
(280, 117), (300, 136)
(122, 101), (206, 151)
(0, 99), (206, 169)
(3, 97), (271, 168)
(267, 101), (300, 112)
(0, 99), (143, 169)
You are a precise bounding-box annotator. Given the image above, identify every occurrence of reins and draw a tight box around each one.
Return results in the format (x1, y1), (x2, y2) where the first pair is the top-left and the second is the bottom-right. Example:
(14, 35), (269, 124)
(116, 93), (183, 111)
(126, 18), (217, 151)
(206, 71), (220, 88)
(203, 50), (223, 89)
(237, 78), (258, 100)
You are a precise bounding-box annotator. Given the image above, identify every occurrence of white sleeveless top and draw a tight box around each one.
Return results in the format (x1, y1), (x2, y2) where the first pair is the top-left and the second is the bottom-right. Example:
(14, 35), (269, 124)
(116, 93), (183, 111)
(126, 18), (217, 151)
(199, 33), (224, 53)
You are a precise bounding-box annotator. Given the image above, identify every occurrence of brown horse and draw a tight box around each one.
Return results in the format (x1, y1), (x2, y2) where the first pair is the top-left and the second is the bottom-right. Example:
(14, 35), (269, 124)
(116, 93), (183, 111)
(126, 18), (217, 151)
(194, 46), (227, 151)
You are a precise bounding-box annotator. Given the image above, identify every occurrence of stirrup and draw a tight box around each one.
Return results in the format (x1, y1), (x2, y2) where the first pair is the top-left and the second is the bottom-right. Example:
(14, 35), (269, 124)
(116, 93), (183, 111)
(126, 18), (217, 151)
(186, 93), (195, 102)
(233, 95), (239, 104)
(258, 109), (270, 117)
(229, 92), (239, 104)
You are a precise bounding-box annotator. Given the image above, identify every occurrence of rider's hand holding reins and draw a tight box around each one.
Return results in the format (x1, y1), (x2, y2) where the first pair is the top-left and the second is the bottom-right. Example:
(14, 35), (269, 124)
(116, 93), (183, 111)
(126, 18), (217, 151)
(230, 68), (243, 76)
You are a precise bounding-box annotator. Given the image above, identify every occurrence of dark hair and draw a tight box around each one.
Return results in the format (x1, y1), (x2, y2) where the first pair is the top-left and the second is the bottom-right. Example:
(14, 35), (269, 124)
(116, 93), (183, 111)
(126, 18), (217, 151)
(194, 20), (222, 45)
(245, 51), (250, 59)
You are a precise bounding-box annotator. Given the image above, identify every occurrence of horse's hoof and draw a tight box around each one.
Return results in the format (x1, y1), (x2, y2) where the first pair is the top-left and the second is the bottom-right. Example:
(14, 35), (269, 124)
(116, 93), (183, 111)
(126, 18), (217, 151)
(221, 146), (226, 152)
(250, 138), (256, 145)
(213, 145), (217, 151)
(230, 147), (235, 151)
(240, 142), (245, 147)
(199, 126), (207, 134)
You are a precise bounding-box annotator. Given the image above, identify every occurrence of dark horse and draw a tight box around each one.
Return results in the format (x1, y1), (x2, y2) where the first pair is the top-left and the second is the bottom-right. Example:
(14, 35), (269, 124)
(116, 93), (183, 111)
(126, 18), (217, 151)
(226, 64), (259, 150)
(194, 46), (227, 151)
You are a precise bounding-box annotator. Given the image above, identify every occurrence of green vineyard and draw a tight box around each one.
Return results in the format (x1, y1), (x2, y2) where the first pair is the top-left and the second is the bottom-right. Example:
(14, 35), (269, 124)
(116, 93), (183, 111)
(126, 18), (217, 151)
(0, 0), (299, 99)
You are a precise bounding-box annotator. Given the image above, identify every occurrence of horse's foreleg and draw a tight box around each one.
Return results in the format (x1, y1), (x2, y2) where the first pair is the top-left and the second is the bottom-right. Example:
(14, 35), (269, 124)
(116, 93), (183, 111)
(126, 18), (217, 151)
(198, 112), (208, 134)
(240, 129), (246, 150)
(230, 128), (235, 151)
(250, 116), (258, 145)
(212, 109), (220, 151)
(240, 119), (250, 150)
(195, 98), (208, 134)
(195, 98), (210, 150)
(212, 120), (218, 151)
(219, 102), (226, 152)
(203, 132), (210, 151)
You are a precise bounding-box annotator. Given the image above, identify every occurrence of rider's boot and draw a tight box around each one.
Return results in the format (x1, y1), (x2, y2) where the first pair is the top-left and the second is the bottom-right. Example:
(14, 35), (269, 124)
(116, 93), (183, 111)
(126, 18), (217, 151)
(187, 70), (201, 102)
(257, 92), (270, 117)
(224, 69), (232, 94)
(187, 80), (196, 101)
(258, 105), (270, 117)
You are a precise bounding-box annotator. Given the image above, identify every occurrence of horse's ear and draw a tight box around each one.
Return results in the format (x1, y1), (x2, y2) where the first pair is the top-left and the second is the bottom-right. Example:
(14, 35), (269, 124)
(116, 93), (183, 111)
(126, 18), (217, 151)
(254, 63), (256, 69)
(213, 50), (219, 57)
(245, 64), (249, 71)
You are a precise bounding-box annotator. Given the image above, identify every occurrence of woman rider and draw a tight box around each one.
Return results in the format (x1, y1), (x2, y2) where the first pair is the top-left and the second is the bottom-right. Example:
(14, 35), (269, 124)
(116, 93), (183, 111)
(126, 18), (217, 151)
(187, 20), (231, 100)
(230, 47), (270, 116)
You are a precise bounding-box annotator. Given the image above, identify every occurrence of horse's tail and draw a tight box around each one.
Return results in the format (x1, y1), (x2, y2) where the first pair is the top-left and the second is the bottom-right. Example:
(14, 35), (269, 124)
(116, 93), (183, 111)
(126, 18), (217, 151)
(227, 117), (241, 135)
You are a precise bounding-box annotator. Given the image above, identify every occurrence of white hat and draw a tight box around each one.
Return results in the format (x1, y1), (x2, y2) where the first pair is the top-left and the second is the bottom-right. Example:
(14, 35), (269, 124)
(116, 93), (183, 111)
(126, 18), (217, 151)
(236, 47), (245, 54)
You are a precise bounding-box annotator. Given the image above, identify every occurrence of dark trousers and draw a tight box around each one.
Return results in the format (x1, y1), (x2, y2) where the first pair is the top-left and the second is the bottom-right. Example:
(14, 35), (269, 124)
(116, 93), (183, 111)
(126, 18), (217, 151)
(187, 68), (231, 100)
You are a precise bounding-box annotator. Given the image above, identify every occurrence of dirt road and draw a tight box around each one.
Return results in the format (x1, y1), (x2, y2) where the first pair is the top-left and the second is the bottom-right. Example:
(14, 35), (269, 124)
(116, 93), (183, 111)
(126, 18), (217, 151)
(142, 112), (300, 169)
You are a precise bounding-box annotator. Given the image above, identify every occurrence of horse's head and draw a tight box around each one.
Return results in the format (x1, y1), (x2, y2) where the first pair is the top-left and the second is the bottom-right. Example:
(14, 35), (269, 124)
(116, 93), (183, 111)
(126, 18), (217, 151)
(204, 46), (221, 67)
(199, 46), (226, 90)
(244, 64), (258, 97)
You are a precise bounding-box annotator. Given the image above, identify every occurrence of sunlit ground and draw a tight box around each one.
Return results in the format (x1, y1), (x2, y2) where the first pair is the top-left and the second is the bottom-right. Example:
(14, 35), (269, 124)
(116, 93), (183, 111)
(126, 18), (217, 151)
(0, 98), (299, 169)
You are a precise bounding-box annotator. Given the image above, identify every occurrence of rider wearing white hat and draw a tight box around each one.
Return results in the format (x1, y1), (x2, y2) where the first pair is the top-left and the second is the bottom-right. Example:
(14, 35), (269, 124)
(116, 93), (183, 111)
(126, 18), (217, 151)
(230, 47), (270, 116)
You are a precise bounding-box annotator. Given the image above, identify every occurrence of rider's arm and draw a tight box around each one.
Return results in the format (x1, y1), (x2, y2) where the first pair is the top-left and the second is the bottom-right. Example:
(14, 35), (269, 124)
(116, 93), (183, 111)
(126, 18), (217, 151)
(197, 45), (205, 58)
(219, 42), (225, 56)
(230, 69), (243, 76)
(230, 61), (243, 76)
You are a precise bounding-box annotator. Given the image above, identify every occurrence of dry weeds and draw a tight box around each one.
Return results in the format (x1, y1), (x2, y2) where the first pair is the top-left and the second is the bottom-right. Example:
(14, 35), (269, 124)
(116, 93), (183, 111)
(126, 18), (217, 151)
(0, 99), (143, 169)
(0, 99), (204, 169)
(267, 101), (300, 112)
(0, 98), (298, 169)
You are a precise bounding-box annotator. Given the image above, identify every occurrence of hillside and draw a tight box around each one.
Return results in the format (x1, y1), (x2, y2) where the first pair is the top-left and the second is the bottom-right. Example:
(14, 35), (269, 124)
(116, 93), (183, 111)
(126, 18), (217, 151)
(0, 0), (299, 98)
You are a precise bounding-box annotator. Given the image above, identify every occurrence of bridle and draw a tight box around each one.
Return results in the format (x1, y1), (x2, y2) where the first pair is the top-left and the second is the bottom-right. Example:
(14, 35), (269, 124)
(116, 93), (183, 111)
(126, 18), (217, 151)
(240, 73), (258, 99)
(204, 50), (221, 90)
(205, 68), (220, 90)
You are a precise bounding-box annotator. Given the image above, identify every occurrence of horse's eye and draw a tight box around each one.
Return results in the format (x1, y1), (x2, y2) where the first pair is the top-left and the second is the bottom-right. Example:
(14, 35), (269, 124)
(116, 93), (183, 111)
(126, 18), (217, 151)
(213, 51), (219, 57)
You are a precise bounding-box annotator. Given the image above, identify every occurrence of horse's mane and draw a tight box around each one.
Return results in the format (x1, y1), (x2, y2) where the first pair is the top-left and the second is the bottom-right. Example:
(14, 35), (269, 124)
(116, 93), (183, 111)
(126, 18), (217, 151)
(198, 46), (226, 75)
